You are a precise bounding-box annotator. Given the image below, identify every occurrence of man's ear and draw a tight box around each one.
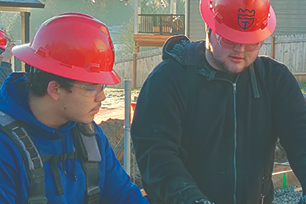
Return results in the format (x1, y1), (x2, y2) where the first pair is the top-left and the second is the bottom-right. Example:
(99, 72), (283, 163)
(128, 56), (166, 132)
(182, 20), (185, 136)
(46, 80), (61, 100)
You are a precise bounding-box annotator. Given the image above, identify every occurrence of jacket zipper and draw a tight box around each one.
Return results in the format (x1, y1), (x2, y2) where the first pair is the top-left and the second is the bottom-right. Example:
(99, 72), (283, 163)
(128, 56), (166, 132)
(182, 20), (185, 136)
(233, 82), (237, 204)
(214, 76), (239, 204)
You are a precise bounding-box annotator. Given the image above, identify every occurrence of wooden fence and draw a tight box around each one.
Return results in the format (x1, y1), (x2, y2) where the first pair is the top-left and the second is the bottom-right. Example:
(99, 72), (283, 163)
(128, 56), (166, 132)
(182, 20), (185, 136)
(112, 48), (162, 88)
(260, 34), (306, 83)
(111, 33), (306, 89)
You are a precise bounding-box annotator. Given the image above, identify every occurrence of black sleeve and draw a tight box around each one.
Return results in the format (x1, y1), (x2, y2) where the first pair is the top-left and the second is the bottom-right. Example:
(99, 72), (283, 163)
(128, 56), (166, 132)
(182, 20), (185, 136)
(131, 59), (207, 204)
(268, 60), (306, 195)
(0, 61), (12, 87)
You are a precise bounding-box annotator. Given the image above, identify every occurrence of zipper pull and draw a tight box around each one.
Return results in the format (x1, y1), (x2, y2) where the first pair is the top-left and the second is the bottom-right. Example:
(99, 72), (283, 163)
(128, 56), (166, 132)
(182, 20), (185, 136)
(260, 194), (266, 204)
(233, 83), (237, 94)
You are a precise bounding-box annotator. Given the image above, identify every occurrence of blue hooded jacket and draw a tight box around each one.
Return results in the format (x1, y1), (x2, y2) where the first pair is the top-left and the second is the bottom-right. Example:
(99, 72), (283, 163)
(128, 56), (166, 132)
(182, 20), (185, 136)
(0, 72), (149, 204)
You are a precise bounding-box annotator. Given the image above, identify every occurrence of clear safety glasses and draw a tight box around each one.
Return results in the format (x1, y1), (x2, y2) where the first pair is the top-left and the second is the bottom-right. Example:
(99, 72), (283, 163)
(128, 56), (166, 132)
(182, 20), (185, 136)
(215, 33), (264, 52)
(70, 83), (107, 97)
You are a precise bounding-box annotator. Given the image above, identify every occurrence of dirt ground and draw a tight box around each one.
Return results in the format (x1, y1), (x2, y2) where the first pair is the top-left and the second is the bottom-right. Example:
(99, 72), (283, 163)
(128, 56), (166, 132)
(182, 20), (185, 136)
(96, 111), (142, 187)
(94, 88), (142, 186)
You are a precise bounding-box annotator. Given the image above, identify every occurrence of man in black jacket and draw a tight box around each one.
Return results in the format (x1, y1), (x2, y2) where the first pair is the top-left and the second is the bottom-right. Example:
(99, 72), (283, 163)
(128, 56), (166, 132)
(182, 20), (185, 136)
(131, 0), (306, 203)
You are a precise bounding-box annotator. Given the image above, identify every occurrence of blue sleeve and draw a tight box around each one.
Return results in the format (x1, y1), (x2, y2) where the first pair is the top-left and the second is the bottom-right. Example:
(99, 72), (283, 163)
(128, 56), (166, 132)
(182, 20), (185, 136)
(95, 126), (149, 204)
(0, 62), (12, 87)
(0, 133), (29, 204)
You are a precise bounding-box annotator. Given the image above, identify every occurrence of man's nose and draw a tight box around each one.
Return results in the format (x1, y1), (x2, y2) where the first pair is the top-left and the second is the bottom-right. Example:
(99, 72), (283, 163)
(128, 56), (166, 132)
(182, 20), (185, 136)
(233, 44), (246, 52)
(95, 90), (106, 102)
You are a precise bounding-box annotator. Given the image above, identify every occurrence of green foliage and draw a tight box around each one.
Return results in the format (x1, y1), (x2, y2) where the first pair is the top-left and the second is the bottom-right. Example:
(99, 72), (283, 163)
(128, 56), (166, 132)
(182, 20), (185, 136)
(115, 18), (135, 57)
(141, 0), (168, 14)
(299, 82), (306, 93)
(0, 12), (20, 42)
(0, 0), (134, 44)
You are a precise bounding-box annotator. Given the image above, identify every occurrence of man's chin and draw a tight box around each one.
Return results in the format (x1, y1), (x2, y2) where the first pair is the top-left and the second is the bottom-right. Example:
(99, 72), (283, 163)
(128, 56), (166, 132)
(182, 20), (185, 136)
(226, 65), (247, 74)
(76, 117), (94, 125)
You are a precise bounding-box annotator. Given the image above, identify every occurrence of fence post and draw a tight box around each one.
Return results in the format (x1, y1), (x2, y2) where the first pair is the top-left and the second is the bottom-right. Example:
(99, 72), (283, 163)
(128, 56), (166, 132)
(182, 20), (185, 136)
(160, 15), (162, 35)
(271, 36), (275, 59)
(124, 79), (132, 175)
(132, 53), (137, 89)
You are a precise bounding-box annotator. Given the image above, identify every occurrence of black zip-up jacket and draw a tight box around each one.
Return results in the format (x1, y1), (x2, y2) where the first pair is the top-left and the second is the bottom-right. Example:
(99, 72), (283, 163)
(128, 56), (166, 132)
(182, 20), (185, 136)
(131, 36), (306, 204)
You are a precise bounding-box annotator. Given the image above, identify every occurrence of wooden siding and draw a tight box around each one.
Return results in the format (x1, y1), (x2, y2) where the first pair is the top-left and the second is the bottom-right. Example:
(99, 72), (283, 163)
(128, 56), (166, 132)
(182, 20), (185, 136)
(270, 0), (306, 35)
(188, 0), (205, 41)
(187, 0), (306, 40)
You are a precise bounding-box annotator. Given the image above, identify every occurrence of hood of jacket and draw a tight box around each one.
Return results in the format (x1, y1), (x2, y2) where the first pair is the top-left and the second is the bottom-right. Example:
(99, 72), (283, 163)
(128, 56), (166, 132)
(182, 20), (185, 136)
(0, 72), (76, 139)
(162, 35), (191, 65)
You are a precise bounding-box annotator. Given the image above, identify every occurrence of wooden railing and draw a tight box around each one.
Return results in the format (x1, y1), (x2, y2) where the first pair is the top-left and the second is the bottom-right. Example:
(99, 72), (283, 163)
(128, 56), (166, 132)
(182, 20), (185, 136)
(138, 14), (185, 35)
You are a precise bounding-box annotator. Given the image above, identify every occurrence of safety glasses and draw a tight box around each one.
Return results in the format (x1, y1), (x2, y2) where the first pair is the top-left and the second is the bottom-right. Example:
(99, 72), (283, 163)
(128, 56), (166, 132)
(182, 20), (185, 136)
(70, 83), (106, 97)
(215, 33), (264, 52)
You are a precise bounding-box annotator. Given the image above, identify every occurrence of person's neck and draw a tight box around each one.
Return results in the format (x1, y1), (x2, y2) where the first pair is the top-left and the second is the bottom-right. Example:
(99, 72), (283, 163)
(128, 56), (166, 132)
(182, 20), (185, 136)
(205, 48), (219, 71)
(28, 93), (67, 129)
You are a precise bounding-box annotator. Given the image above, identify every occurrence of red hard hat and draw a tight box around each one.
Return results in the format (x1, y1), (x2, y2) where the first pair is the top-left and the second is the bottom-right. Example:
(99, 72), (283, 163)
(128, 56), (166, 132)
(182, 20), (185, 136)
(12, 13), (120, 85)
(0, 30), (7, 50)
(200, 0), (276, 44)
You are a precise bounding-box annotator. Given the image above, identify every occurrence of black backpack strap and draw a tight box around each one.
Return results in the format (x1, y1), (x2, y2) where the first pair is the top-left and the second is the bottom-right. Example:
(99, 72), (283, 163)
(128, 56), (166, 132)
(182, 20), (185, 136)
(249, 57), (266, 99)
(0, 111), (47, 204)
(249, 64), (260, 99)
(250, 57), (273, 203)
(73, 122), (101, 204)
(255, 56), (266, 83)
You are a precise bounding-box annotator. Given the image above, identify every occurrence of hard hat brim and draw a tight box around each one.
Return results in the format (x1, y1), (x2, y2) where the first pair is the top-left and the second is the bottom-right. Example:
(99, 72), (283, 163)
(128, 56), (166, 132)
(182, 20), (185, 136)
(12, 43), (121, 85)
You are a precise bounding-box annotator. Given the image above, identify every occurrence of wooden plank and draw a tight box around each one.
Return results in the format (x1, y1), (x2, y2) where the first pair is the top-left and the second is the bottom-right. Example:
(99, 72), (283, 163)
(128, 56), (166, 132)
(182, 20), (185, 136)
(294, 187), (302, 192)
(272, 170), (300, 189)
(134, 34), (172, 47)
(134, 34), (172, 40)
(272, 164), (300, 189)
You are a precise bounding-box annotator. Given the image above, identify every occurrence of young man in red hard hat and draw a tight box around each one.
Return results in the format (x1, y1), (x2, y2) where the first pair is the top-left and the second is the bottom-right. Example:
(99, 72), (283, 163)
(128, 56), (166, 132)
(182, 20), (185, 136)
(0, 13), (149, 204)
(0, 30), (14, 87)
(131, 0), (306, 203)
(0, 30), (7, 56)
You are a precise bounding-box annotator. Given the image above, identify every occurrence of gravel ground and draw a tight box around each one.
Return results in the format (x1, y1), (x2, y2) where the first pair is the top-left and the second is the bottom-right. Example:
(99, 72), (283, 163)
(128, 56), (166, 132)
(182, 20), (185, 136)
(102, 88), (140, 109)
(102, 88), (304, 203)
(273, 186), (302, 203)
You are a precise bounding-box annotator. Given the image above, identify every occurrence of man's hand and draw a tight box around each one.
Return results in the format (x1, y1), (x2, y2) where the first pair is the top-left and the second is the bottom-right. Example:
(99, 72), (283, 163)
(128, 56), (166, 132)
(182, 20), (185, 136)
(0, 42), (15, 63)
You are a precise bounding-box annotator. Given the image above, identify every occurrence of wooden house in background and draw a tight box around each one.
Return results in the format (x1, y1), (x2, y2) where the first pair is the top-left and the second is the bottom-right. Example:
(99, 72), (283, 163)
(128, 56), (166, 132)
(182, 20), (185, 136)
(270, 0), (306, 36)
(133, 0), (185, 53)
(187, 0), (306, 41)
(134, 0), (306, 51)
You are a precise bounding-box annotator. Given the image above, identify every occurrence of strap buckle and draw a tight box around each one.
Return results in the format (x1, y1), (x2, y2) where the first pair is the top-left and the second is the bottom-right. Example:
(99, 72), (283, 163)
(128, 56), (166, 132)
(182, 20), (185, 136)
(86, 186), (100, 204)
(27, 196), (48, 204)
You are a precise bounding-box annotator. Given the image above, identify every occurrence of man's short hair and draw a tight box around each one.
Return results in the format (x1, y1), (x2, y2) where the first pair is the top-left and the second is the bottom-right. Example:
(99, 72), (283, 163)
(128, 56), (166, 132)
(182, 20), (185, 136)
(25, 66), (75, 97)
